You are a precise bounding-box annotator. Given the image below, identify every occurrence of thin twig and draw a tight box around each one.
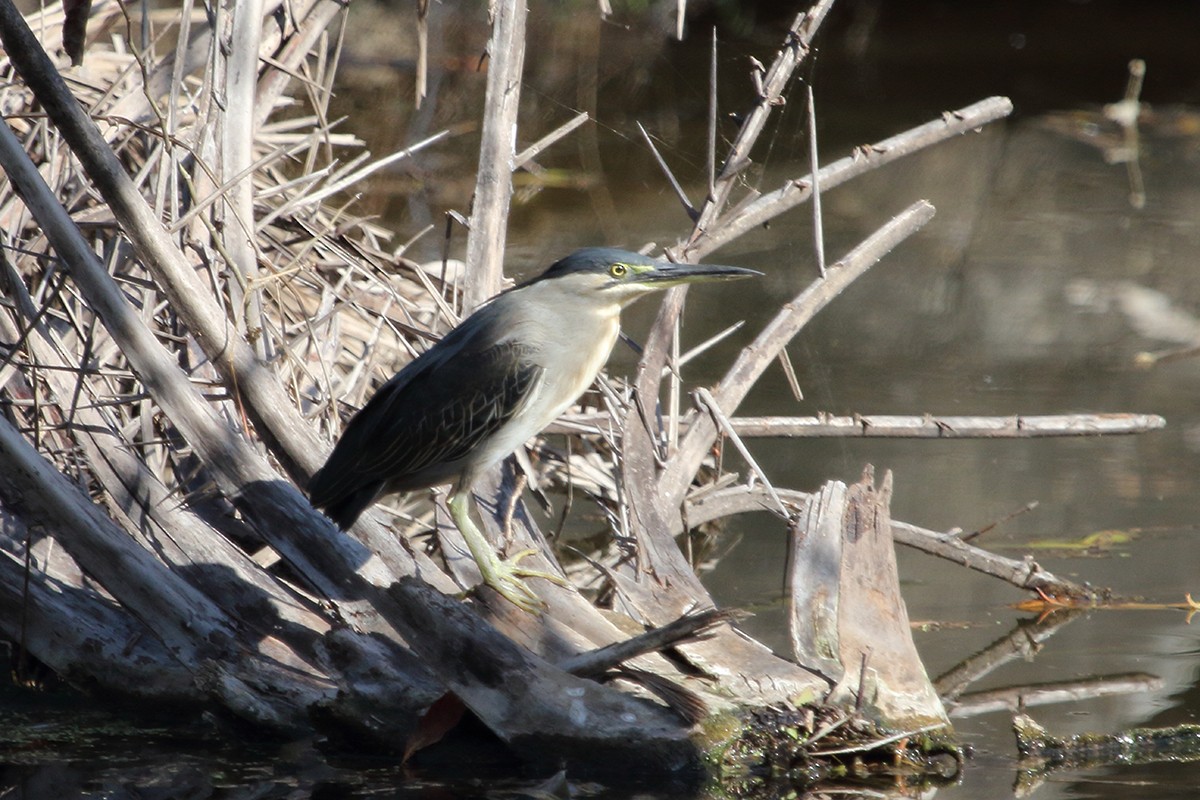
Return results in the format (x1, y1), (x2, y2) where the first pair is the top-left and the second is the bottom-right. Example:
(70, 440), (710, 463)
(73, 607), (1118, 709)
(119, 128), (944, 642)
(807, 83), (825, 277)
(692, 1), (835, 234)
(291, 129), (450, 209)
(514, 111), (589, 170)
(694, 388), (786, 516)
(637, 121), (697, 221)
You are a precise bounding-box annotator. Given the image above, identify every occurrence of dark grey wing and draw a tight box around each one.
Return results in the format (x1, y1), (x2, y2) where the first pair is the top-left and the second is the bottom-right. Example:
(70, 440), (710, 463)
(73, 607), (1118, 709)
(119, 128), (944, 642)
(309, 327), (542, 527)
(356, 339), (542, 480)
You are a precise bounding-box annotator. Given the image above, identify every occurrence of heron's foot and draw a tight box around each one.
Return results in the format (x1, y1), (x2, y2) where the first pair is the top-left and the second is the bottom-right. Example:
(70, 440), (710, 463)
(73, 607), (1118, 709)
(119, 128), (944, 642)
(477, 548), (569, 613)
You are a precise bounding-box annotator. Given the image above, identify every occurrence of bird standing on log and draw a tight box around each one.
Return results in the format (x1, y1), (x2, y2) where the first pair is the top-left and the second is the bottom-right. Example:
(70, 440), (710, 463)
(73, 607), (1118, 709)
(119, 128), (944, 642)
(308, 247), (759, 611)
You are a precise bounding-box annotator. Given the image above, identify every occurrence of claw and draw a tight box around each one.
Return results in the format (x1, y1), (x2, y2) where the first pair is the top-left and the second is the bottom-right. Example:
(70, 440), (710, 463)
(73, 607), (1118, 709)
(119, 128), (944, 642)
(477, 548), (568, 613)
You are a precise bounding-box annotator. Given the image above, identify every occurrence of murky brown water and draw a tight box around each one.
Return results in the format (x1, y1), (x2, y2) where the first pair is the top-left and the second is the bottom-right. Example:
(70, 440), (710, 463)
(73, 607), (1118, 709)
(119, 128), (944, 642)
(6, 1), (1200, 797)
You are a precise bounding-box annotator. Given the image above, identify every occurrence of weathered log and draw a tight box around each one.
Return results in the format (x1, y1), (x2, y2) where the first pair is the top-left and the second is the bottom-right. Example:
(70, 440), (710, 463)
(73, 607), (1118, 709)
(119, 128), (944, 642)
(788, 468), (949, 731)
(0, 409), (333, 730)
(0, 517), (200, 702)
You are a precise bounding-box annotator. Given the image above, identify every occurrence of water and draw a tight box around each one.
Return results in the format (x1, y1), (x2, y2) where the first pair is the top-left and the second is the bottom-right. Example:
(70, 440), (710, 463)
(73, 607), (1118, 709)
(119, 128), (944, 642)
(6, 1), (1200, 797)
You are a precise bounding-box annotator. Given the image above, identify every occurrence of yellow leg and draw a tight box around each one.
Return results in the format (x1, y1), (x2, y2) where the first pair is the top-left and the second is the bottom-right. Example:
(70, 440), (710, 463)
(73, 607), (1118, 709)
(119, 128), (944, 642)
(448, 491), (566, 613)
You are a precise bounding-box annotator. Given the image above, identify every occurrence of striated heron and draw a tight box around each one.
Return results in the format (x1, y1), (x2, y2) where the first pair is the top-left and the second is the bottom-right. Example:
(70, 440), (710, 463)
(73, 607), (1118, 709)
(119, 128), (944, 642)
(308, 247), (760, 611)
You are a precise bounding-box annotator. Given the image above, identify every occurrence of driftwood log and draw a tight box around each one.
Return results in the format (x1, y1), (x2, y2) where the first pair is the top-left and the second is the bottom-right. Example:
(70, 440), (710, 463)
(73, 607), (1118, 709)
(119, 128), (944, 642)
(0, 0), (1162, 786)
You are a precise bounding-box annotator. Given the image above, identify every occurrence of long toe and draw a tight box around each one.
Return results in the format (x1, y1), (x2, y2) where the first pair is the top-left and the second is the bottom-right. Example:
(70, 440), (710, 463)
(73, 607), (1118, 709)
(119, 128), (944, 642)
(507, 548), (570, 587)
(478, 550), (571, 612)
(479, 555), (546, 613)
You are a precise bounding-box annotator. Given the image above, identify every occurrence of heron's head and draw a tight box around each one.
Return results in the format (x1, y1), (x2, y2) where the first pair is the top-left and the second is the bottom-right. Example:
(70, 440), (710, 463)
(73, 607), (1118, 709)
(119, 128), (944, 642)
(522, 247), (761, 307)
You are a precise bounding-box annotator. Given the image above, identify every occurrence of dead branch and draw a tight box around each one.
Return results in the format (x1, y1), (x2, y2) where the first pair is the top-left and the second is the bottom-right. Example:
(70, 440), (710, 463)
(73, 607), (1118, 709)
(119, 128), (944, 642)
(688, 96), (1014, 261)
(693, 1), (836, 233)
(890, 521), (1103, 601)
(0, 404), (333, 730)
(0, 515), (199, 702)
(557, 608), (736, 677)
(553, 411), (1166, 439)
(726, 412), (1167, 438)
(952, 673), (1162, 718)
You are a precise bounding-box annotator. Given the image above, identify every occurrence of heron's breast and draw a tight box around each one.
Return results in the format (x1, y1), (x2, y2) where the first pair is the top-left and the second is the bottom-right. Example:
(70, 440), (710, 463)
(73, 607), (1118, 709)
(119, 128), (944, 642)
(532, 304), (620, 425)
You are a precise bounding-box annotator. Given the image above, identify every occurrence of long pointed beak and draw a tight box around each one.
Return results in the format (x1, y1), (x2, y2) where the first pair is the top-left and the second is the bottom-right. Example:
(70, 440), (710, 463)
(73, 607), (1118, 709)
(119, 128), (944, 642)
(634, 260), (762, 287)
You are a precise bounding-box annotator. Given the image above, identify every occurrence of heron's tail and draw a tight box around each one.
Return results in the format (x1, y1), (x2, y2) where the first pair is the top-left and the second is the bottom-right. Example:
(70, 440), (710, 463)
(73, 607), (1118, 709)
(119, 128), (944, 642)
(307, 469), (382, 530)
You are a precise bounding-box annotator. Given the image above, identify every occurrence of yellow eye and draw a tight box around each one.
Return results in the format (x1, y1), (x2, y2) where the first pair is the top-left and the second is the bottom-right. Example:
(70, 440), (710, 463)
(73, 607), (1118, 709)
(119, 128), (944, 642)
(610, 263), (629, 278)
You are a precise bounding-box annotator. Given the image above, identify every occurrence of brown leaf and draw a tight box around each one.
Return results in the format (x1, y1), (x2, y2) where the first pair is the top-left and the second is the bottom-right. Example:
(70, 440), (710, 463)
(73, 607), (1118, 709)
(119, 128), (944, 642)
(403, 692), (467, 762)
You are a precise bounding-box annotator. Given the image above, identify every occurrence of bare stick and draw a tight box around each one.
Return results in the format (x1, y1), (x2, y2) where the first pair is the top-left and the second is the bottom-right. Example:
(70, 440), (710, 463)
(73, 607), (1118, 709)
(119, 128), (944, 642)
(706, 27), (717, 198)
(557, 607), (735, 676)
(725, 412), (1167, 438)
(514, 111), (589, 170)
(224, 0), (268, 359)
(291, 129), (449, 210)
(464, 0), (527, 311)
(694, 388), (786, 516)
(807, 83), (825, 276)
(891, 521), (1102, 600)
(661, 200), (936, 507)
(416, 0), (429, 109)
(637, 121), (697, 221)
(776, 349), (804, 401)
